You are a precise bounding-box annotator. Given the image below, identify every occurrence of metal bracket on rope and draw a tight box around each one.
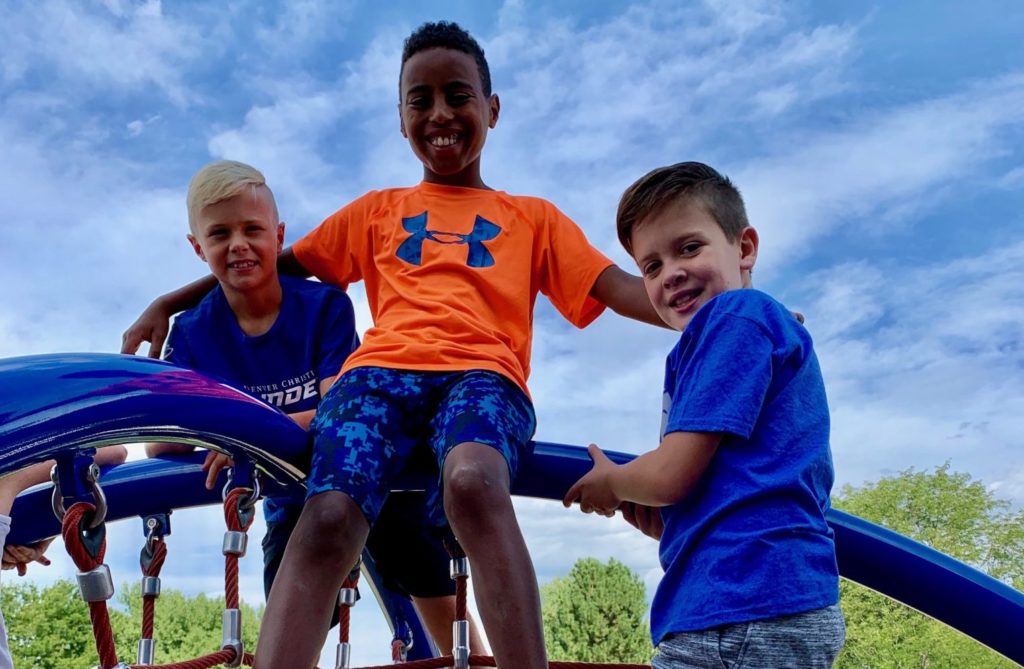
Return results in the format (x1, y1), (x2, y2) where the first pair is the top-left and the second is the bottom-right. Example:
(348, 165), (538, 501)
(140, 513), (170, 571)
(390, 620), (415, 663)
(222, 608), (244, 668)
(51, 459), (108, 530)
(222, 467), (261, 529)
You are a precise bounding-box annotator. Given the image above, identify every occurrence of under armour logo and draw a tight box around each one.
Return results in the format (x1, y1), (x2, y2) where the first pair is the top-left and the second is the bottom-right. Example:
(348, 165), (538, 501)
(396, 211), (501, 267)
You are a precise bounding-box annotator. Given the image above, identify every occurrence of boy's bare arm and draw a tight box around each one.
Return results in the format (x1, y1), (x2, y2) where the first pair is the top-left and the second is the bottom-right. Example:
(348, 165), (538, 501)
(590, 265), (668, 328)
(121, 248), (312, 358)
(199, 374), (336, 489)
(563, 434), (719, 513)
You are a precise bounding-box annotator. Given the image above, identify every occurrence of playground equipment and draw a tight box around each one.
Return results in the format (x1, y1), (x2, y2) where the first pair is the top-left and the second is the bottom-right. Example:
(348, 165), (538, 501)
(2, 353), (1023, 667)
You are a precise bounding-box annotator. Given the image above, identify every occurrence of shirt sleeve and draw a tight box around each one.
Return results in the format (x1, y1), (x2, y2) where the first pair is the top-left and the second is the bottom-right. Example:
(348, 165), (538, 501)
(316, 289), (360, 382)
(664, 312), (775, 439)
(161, 318), (194, 369)
(292, 195), (373, 289)
(535, 201), (614, 328)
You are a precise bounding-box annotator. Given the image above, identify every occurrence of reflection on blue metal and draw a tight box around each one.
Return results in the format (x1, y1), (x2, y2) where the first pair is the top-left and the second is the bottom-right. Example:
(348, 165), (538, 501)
(2, 353), (1023, 664)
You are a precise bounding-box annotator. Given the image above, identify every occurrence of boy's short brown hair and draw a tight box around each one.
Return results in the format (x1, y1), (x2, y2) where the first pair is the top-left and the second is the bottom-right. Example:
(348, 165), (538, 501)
(616, 161), (749, 254)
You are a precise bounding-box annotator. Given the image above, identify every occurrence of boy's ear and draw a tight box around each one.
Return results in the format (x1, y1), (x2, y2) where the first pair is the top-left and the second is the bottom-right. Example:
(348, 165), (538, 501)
(276, 222), (285, 253)
(738, 226), (759, 273)
(187, 233), (207, 262)
(398, 103), (407, 138)
(488, 94), (500, 129)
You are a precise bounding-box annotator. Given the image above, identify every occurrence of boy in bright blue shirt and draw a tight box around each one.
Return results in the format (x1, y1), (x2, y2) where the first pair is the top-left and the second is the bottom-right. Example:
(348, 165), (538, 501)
(565, 162), (845, 668)
(147, 160), (482, 655)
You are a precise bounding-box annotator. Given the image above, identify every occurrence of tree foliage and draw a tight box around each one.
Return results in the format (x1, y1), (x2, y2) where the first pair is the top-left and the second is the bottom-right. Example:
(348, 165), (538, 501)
(833, 463), (1024, 669)
(541, 557), (652, 663)
(1, 579), (262, 667)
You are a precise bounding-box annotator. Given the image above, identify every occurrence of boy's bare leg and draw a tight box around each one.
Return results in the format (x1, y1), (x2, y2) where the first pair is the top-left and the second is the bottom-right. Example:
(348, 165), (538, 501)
(412, 595), (486, 667)
(253, 491), (369, 669)
(443, 442), (547, 669)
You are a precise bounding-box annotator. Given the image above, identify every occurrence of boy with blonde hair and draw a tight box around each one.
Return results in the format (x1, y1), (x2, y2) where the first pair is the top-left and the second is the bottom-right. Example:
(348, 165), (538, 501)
(147, 159), (481, 654)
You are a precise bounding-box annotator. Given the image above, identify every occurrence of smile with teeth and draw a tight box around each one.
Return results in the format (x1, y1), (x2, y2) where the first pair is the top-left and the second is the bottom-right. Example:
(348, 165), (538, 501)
(228, 260), (257, 270)
(430, 134), (460, 147)
(669, 289), (701, 311)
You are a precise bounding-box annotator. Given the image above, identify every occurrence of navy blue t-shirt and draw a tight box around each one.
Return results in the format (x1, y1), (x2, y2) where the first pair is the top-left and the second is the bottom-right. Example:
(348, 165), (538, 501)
(651, 289), (839, 643)
(163, 275), (359, 524)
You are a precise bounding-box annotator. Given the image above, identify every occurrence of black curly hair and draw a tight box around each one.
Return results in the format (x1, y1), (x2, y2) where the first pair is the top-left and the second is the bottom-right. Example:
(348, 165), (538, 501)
(400, 21), (492, 96)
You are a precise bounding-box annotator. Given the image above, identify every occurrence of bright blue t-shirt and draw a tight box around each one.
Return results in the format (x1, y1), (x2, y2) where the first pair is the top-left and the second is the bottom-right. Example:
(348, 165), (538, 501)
(163, 275), (359, 524)
(650, 289), (839, 644)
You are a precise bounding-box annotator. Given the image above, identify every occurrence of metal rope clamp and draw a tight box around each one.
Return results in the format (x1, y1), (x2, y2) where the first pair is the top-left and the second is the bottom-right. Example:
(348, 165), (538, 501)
(450, 556), (470, 669)
(221, 608), (244, 668)
(334, 641), (351, 669)
(222, 530), (248, 557)
(137, 638), (156, 665)
(77, 563), (115, 602)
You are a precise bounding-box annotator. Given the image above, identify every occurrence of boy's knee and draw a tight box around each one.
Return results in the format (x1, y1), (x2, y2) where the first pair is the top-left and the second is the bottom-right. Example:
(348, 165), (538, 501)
(299, 491), (368, 551)
(443, 444), (512, 519)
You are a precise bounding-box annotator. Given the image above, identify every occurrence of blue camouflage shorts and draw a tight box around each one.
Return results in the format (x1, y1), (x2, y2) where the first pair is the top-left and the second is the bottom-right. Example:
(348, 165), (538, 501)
(307, 366), (537, 527)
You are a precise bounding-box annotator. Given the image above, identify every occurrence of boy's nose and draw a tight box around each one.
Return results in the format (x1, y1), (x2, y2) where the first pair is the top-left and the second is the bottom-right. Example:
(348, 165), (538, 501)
(430, 101), (455, 123)
(663, 267), (686, 288)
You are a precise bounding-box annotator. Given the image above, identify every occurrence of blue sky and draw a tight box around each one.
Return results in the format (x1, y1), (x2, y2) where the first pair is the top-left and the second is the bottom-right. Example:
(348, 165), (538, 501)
(2, 0), (1023, 664)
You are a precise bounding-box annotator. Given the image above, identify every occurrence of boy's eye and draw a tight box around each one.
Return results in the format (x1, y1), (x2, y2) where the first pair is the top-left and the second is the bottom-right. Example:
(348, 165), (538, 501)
(679, 242), (702, 256)
(407, 96), (430, 109)
(642, 261), (661, 277)
(447, 92), (471, 105)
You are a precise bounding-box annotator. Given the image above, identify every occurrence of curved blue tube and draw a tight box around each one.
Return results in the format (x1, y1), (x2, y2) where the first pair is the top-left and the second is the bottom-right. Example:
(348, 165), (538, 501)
(2, 353), (1023, 663)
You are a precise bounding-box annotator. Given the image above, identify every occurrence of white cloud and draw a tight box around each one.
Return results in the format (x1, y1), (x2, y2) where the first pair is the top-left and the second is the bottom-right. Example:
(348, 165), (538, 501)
(740, 74), (1024, 275)
(1, 1), (203, 105)
(3, 2), (1024, 665)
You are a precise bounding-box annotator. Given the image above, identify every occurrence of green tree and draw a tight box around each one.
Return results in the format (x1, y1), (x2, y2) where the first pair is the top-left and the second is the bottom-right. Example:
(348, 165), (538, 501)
(110, 581), (262, 663)
(1, 579), (98, 668)
(1, 579), (262, 667)
(833, 463), (1024, 669)
(541, 557), (652, 663)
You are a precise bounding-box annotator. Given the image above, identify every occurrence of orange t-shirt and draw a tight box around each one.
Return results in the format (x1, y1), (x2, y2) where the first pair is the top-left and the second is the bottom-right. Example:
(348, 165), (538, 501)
(292, 182), (614, 394)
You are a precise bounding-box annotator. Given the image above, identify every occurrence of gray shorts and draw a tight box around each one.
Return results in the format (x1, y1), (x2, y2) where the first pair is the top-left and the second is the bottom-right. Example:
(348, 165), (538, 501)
(653, 604), (845, 669)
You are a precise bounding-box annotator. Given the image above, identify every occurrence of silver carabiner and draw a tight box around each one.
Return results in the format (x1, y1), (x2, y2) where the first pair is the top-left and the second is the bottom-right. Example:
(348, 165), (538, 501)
(222, 468), (262, 511)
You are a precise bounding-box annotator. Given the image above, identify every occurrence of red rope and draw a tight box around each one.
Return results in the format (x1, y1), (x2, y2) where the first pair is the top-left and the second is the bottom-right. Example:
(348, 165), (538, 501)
(223, 488), (253, 611)
(62, 502), (119, 669)
(391, 638), (406, 663)
(141, 539), (168, 640)
(338, 572), (359, 645)
(130, 648), (237, 669)
(454, 575), (467, 621)
(340, 656), (648, 669)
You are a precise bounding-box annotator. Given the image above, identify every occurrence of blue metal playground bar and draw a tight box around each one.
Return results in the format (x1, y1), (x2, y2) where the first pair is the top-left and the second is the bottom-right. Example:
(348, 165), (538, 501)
(2, 353), (1023, 664)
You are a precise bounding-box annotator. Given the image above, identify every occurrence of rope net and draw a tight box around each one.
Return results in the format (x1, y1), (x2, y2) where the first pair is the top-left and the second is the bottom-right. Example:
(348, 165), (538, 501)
(59, 485), (650, 669)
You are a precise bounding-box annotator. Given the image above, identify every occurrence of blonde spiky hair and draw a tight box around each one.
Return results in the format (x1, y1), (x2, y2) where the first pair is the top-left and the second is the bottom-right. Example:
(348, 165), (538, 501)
(186, 160), (279, 230)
